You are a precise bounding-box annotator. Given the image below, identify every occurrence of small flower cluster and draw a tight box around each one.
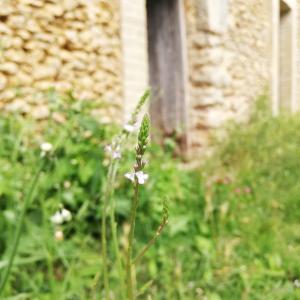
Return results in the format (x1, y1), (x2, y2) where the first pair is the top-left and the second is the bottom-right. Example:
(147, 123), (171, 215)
(40, 142), (53, 157)
(50, 207), (72, 241)
(50, 208), (72, 225)
(125, 114), (150, 185)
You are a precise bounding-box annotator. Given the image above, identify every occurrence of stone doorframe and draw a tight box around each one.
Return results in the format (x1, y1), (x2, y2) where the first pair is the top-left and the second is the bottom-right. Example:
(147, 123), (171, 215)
(120, 0), (149, 121)
(272, 0), (298, 115)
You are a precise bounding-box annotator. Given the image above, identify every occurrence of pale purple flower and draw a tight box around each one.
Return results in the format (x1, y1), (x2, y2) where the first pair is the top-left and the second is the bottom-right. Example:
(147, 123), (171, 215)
(135, 171), (148, 184)
(125, 171), (148, 185)
(105, 144), (121, 160)
(112, 150), (121, 160)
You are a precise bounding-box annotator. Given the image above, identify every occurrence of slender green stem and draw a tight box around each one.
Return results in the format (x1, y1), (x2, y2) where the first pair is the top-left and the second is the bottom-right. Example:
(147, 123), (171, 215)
(126, 182), (139, 300)
(133, 218), (168, 265)
(0, 160), (45, 295)
(101, 163), (113, 300)
(108, 162), (126, 300)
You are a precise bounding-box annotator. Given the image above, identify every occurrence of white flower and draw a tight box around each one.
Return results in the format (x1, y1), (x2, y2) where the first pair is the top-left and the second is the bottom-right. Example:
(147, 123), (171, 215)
(40, 142), (53, 152)
(50, 208), (72, 224)
(124, 123), (136, 133)
(294, 279), (300, 288)
(61, 208), (72, 222)
(125, 172), (135, 182)
(125, 171), (148, 185)
(54, 229), (64, 241)
(50, 212), (64, 225)
(135, 171), (148, 184)
(112, 151), (121, 159)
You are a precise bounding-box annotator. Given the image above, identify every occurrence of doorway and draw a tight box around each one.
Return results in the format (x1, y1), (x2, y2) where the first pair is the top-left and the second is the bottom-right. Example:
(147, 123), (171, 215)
(146, 0), (188, 148)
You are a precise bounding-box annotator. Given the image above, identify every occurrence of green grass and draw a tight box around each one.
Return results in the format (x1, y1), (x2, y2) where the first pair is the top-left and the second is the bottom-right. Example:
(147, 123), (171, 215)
(0, 93), (300, 299)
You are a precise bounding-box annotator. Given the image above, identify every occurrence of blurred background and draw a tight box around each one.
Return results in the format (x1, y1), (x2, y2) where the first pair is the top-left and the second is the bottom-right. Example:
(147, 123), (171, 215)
(0, 0), (300, 299)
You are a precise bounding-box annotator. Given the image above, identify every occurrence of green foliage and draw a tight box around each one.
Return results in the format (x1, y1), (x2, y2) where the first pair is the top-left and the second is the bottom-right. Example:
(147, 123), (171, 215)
(0, 93), (300, 299)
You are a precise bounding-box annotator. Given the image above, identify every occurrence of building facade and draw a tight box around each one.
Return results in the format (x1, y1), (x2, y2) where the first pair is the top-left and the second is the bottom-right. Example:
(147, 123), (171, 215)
(0, 0), (299, 153)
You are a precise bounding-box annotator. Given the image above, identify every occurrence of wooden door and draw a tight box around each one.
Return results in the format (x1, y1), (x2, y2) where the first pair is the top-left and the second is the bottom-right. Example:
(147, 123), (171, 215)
(147, 0), (187, 148)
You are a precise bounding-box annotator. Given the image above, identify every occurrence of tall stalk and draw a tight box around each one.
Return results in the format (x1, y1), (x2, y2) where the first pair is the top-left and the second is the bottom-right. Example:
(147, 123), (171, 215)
(0, 160), (45, 295)
(125, 114), (150, 300)
(126, 183), (139, 300)
(100, 90), (150, 299)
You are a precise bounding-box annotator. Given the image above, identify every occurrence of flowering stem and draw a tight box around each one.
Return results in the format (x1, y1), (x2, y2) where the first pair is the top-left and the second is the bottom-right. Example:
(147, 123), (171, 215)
(0, 160), (45, 295)
(133, 216), (168, 265)
(126, 181), (140, 300)
(108, 161), (126, 300)
(101, 163), (113, 300)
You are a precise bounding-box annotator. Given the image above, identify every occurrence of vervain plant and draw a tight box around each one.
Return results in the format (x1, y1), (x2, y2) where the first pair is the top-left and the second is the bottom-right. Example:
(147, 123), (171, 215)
(0, 143), (53, 296)
(124, 114), (169, 300)
(101, 91), (169, 300)
(101, 90), (151, 300)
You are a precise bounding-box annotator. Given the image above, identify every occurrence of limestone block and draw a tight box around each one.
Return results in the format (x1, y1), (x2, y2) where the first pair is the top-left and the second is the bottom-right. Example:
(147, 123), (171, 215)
(34, 33), (55, 43)
(44, 3), (64, 17)
(0, 74), (8, 91)
(69, 21), (85, 31)
(192, 48), (223, 67)
(45, 57), (62, 70)
(34, 81), (55, 90)
(58, 49), (73, 62)
(33, 66), (58, 80)
(54, 81), (73, 92)
(4, 50), (26, 63)
(56, 35), (67, 46)
(192, 88), (223, 107)
(0, 5), (14, 16)
(63, 0), (80, 11)
(46, 45), (63, 56)
(24, 0), (44, 8)
(17, 71), (33, 85)
(79, 76), (95, 89)
(69, 60), (86, 71)
(0, 62), (18, 75)
(57, 64), (73, 80)
(24, 40), (49, 50)
(0, 23), (12, 35)
(194, 66), (230, 87)
(6, 100), (30, 113)
(26, 19), (41, 33)
(0, 90), (16, 101)
(17, 29), (31, 40)
(8, 15), (27, 29)
(65, 30), (79, 43)
(24, 50), (44, 65)
(32, 105), (50, 119)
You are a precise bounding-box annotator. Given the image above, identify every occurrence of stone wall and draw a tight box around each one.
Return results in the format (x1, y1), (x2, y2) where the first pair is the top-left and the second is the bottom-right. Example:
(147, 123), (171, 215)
(224, 0), (270, 118)
(184, 0), (271, 152)
(120, 0), (148, 121)
(0, 0), (122, 121)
